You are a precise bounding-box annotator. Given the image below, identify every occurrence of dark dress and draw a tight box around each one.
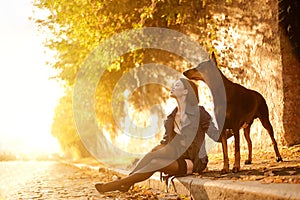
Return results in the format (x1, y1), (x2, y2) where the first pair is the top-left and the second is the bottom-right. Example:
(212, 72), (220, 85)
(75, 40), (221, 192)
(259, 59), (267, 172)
(130, 104), (216, 175)
(160, 105), (213, 174)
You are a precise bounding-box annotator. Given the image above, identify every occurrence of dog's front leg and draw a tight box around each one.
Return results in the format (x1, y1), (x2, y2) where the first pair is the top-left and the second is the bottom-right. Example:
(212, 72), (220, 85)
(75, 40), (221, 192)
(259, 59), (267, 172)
(221, 132), (229, 174)
(233, 129), (241, 173)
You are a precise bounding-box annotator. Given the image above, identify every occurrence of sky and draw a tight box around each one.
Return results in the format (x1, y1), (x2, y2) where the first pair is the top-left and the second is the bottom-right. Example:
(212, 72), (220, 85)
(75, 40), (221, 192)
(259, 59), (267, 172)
(0, 1), (64, 156)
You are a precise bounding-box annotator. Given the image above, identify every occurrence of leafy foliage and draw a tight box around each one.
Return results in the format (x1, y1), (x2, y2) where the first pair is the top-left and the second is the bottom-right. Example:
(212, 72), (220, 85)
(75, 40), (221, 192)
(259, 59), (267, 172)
(33, 0), (221, 158)
(51, 88), (90, 158)
(33, 0), (217, 83)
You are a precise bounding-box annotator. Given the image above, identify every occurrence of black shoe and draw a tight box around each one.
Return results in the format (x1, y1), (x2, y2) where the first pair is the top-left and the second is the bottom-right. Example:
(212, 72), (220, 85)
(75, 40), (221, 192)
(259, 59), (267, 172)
(95, 182), (131, 193)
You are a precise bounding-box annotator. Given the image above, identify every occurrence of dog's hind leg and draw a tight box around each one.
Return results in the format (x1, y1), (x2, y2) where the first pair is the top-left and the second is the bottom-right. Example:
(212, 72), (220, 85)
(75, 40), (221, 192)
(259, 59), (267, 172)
(243, 125), (252, 165)
(221, 132), (230, 174)
(258, 101), (283, 162)
(261, 119), (283, 162)
(232, 128), (241, 173)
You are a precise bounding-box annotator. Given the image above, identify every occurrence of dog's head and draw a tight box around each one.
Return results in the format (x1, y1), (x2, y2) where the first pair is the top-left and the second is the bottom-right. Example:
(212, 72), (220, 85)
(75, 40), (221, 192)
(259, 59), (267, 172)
(183, 52), (218, 82)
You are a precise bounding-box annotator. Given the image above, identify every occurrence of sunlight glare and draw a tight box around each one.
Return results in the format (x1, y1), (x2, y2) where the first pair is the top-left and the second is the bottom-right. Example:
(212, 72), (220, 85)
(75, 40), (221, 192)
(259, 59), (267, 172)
(0, 0), (63, 158)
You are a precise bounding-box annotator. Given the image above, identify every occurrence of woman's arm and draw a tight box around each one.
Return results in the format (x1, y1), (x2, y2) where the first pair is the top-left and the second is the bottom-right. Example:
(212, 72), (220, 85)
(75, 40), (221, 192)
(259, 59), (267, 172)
(200, 106), (220, 142)
(159, 108), (178, 145)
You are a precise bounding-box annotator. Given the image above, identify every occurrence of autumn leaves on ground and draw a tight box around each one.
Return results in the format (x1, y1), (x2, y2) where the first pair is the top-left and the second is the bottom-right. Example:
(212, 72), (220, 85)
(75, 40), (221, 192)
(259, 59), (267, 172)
(202, 145), (300, 184)
(67, 145), (300, 199)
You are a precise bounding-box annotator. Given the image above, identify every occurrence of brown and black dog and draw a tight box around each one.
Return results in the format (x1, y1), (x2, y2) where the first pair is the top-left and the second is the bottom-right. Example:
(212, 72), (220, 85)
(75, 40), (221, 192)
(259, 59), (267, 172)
(183, 53), (283, 173)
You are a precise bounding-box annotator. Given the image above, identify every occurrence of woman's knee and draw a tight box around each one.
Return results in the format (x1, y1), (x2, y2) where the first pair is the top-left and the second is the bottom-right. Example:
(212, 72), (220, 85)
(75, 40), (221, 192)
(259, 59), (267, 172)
(149, 158), (174, 171)
(149, 158), (160, 166)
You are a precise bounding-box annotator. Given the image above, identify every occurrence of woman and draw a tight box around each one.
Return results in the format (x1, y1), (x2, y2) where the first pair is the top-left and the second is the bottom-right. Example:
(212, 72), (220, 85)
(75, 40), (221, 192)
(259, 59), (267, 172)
(95, 78), (213, 193)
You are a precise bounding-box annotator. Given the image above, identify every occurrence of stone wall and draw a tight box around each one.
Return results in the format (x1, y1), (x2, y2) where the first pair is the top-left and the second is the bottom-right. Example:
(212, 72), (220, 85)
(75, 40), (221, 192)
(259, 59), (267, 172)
(201, 0), (288, 155)
(280, 26), (300, 146)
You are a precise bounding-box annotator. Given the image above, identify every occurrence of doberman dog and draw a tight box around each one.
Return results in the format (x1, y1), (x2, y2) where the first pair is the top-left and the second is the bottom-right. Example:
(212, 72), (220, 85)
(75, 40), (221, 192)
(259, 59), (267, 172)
(183, 52), (283, 173)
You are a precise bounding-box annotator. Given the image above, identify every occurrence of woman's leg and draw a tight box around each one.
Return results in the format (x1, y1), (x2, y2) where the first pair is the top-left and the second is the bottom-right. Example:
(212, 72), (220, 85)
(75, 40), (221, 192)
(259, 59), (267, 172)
(130, 145), (174, 175)
(185, 159), (193, 175)
(95, 171), (154, 193)
(95, 158), (180, 193)
(129, 151), (158, 175)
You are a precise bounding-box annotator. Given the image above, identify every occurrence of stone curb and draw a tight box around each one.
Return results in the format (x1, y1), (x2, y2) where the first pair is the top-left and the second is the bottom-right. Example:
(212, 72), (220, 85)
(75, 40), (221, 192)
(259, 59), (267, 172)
(176, 176), (300, 200)
(69, 161), (300, 200)
(133, 173), (300, 200)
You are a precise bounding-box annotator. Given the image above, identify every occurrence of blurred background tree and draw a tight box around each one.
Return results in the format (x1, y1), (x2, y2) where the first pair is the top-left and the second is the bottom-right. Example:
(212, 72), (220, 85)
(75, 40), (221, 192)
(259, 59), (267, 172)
(33, 0), (217, 159)
(51, 88), (90, 159)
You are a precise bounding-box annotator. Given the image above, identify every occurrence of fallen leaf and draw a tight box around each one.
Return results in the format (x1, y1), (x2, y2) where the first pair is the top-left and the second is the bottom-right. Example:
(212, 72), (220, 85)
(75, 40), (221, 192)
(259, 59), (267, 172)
(260, 177), (274, 184)
(293, 179), (300, 184)
(274, 178), (283, 183)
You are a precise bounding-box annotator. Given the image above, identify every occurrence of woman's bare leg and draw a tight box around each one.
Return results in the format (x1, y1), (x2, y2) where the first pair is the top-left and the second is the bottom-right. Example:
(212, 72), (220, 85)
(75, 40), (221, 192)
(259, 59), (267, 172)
(185, 159), (193, 174)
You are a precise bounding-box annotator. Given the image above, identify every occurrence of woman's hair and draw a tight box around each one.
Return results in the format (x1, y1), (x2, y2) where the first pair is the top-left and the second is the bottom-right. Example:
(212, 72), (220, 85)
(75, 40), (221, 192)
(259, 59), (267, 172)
(180, 78), (199, 105)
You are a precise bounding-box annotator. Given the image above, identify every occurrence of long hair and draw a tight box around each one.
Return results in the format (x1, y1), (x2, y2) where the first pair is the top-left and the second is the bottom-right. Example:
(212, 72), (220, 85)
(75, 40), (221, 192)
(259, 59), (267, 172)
(180, 78), (199, 105)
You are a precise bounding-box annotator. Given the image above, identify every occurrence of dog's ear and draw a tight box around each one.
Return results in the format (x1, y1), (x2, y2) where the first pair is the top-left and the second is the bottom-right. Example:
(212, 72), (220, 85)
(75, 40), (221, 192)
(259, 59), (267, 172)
(211, 52), (218, 65)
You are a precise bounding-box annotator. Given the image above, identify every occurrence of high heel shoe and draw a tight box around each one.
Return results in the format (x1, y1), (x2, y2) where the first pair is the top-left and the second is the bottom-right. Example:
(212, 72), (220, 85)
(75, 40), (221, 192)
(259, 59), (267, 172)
(95, 182), (131, 193)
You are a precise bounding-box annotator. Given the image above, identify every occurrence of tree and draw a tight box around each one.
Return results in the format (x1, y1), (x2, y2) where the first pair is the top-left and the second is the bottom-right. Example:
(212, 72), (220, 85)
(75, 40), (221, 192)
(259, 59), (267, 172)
(51, 88), (90, 158)
(33, 0), (217, 157)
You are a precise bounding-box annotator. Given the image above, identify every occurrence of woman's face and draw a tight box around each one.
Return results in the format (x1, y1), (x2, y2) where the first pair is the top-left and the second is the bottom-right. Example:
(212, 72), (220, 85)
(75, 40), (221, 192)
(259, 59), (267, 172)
(170, 80), (187, 99)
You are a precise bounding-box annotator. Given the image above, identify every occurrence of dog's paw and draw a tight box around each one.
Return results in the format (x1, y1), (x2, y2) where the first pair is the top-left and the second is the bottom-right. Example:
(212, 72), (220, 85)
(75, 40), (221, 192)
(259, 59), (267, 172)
(244, 160), (252, 165)
(276, 157), (283, 162)
(232, 167), (240, 173)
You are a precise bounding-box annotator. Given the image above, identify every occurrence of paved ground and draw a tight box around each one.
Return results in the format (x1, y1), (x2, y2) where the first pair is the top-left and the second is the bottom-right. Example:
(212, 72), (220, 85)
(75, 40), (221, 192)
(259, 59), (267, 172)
(0, 161), (186, 200)
(0, 161), (98, 200)
(1, 145), (299, 200)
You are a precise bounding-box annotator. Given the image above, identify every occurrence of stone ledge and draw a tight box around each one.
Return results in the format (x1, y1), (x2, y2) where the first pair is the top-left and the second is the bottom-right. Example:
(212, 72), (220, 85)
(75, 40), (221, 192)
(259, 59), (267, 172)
(137, 173), (300, 200)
